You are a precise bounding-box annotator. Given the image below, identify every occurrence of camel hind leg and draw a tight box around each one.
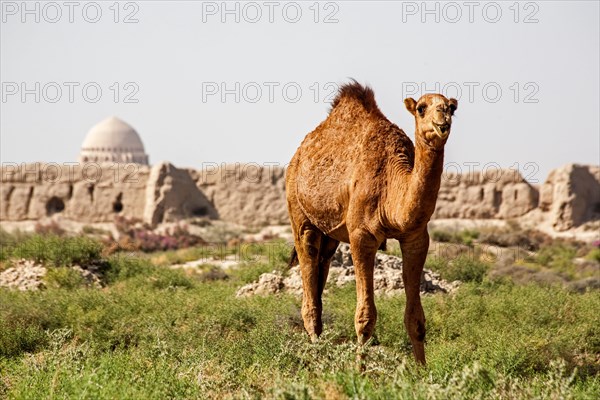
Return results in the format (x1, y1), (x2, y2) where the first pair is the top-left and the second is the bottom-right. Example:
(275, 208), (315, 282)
(290, 230), (339, 341)
(317, 236), (339, 298)
(293, 221), (326, 341)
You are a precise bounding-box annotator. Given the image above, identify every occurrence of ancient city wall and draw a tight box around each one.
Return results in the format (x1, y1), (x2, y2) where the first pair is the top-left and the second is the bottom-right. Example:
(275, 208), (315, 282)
(0, 162), (216, 225)
(433, 168), (539, 219)
(1, 162), (598, 232)
(186, 163), (599, 231)
(188, 164), (288, 227)
(1, 163), (150, 222)
(539, 164), (600, 231)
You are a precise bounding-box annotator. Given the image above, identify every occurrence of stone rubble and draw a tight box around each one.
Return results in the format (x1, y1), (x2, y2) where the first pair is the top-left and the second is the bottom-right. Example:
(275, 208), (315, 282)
(0, 259), (47, 291)
(71, 265), (103, 289)
(236, 244), (460, 297)
(170, 254), (241, 270)
(0, 259), (103, 291)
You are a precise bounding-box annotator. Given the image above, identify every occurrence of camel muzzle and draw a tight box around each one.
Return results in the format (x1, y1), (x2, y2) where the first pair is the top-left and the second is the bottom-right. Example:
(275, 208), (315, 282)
(432, 122), (450, 139)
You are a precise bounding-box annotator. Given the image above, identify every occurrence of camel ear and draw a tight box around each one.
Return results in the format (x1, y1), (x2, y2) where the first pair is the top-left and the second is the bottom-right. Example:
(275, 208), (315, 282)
(449, 98), (458, 112)
(404, 98), (417, 116)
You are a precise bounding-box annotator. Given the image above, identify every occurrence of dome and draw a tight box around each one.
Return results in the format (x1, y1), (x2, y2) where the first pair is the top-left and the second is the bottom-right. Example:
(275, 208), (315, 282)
(79, 116), (149, 165)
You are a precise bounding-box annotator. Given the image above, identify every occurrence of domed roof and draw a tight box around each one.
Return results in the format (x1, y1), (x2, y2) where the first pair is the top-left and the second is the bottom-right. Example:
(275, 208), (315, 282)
(79, 116), (149, 165)
(81, 116), (145, 151)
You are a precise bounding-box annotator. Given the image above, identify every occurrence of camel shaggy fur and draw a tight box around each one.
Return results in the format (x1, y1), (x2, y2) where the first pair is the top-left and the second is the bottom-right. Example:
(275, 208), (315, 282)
(286, 81), (457, 364)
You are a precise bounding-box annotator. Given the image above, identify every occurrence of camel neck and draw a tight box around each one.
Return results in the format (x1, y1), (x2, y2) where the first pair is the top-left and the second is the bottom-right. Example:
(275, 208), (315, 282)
(387, 136), (445, 232)
(412, 137), (445, 187)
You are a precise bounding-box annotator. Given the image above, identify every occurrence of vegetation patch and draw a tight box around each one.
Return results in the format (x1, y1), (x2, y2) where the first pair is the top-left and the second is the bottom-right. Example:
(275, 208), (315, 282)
(431, 229), (480, 247)
(4, 234), (103, 267)
(0, 229), (598, 398)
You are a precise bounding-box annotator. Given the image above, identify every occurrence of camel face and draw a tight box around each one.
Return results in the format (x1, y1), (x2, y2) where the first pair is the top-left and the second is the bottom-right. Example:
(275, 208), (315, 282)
(404, 94), (458, 148)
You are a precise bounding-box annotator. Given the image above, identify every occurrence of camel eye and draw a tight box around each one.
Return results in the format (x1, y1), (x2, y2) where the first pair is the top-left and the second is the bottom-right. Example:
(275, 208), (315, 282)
(416, 105), (426, 116)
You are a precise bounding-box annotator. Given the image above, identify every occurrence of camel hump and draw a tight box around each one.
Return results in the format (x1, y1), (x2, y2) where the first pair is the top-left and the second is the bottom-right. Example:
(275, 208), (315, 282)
(330, 79), (380, 114)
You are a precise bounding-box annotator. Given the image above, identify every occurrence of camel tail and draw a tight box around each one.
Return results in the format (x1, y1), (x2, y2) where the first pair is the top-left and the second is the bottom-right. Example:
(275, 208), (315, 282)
(289, 246), (299, 267)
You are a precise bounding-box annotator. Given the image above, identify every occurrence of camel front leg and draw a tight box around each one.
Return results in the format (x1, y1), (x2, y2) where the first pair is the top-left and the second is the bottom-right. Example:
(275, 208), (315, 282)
(349, 232), (379, 345)
(400, 231), (429, 365)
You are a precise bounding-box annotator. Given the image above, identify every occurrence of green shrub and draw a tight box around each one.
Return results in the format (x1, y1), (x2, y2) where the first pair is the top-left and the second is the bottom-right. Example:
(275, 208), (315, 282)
(459, 229), (480, 246)
(430, 255), (489, 283)
(46, 267), (85, 289)
(425, 255), (449, 273)
(586, 247), (600, 263)
(431, 229), (479, 247)
(8, 235), (103, 267)
(535, 244), (577, 277)
(1, 236), (599, 399)
(0, 322), (47, 358)
(198, 266), (229, 282)
(0, 228), (31, 261)
(104, 254), (153, 283)
(149, 269), (195, 290)
(1, 280), (598, 399)
(451, 256), (489, 282)
(431, 230), (453, 243)
(477, 228), (551, 251)
(231, 262), (275, 284)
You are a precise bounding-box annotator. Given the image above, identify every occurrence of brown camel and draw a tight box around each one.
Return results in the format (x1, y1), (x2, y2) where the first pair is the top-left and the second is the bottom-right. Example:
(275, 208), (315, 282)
(286, 81), (457, 364)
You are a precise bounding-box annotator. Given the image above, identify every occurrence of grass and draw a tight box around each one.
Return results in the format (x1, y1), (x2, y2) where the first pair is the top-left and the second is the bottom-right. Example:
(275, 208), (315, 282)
(1, 234), (103, 267)
(535, 244), (577, 275)
(425, 255), (490, 283)
(430, 229), (480, 247)
(427, 226), (598, 284)
(0, 233), (599, 399)
(587, 248), (600, 263)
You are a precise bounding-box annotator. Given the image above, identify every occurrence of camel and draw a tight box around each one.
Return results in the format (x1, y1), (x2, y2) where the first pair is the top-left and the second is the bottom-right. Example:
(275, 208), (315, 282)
(286, 81), (457, 364)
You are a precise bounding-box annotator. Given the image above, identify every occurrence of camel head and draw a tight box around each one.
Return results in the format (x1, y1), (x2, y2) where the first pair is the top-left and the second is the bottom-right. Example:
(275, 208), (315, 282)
(404, 94), (458, 148)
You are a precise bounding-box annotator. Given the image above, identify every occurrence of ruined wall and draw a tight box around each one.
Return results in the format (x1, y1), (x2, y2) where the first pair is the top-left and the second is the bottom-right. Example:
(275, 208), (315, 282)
(188, 164), (288, 227)
(539, 164), (600, 231)
(433, 169), (539, 219)
(1, 163), (149, 222)
(145, 162), (218, 225)
(2, 162), (598, 231)
(187, 165), (540, 226)
(0, 162), (216, 226)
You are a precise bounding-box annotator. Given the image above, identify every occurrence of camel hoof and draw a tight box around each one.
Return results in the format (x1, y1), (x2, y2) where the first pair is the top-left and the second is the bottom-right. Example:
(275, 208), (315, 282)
(355, 348), (367, 373)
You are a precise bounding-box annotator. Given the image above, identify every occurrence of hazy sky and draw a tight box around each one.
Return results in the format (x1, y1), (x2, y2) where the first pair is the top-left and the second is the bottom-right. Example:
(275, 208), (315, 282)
(1, 1), (599, 183)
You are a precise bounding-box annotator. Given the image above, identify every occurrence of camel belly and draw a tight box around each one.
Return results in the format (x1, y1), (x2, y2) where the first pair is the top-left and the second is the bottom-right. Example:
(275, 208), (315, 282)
(291, 128), (355, 236)
(294, 158), (351, 235)
(296, 182), (348, 235)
